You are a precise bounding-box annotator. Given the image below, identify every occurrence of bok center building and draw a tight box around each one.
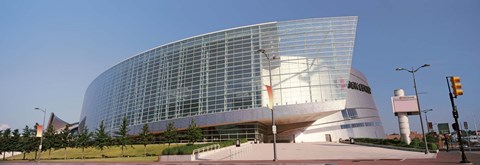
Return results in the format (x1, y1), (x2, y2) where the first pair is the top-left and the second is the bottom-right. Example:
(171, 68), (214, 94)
(80, 16), (385, 143)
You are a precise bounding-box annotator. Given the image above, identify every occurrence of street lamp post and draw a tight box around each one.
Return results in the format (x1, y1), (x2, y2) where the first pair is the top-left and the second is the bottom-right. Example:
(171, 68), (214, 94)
(34, 108), (46, 162)
(396, 64), (430, 154)
(258, 49), (279, 161)
(421, 109), (433, 132)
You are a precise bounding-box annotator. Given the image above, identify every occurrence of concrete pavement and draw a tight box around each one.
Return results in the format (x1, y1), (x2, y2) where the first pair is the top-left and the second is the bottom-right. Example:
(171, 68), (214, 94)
(215, 142), (436, 160)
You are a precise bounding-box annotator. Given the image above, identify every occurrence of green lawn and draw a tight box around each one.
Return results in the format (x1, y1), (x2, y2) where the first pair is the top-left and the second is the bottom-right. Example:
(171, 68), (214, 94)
(0, 156), (159, 163)
(5, 143), (184, 162)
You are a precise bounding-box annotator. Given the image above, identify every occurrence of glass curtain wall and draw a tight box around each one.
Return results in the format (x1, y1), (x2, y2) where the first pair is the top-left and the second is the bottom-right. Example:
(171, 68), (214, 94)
(82, 25), (267, 131)
(260, 16), (357, 107)
(81, 16), (358, 133)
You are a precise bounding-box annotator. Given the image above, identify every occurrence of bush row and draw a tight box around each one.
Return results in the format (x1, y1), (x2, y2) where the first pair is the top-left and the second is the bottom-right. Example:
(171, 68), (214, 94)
(162, 138), (248, 155)
(354, 138), (438, 150)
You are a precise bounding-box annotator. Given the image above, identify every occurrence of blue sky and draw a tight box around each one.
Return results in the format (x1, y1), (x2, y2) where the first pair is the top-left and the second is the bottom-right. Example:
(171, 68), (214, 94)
(0, 0), (479, 134)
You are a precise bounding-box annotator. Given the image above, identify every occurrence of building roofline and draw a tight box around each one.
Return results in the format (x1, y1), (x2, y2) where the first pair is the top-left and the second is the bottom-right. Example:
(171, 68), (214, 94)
(106, 21), (277, 72)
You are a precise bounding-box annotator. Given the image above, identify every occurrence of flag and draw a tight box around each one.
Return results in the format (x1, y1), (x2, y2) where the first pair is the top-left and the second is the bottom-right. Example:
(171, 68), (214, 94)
(36, 125), (43, 137)
(266, 85), (274, 110)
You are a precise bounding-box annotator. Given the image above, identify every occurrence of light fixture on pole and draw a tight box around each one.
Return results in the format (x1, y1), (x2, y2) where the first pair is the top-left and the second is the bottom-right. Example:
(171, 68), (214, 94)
(34, 107), (47, 162)
(396, 64), (430, 154)
(421, 109), (433, 132)
(257, 49), (279, 161)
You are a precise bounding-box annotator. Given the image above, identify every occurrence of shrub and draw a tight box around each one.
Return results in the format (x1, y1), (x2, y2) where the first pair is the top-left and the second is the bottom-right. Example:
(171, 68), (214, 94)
(353, 137), (437, 151)
(217, 139), (247, 147)
(241, 138), (247, 143)
(428, 143), (438, 150)
(218, 140), (235, 147)
(410, 138), (421, 148)
(397, 141), (409, 147)
(162, 143), (213, 155)
(161, 138), (248, 155)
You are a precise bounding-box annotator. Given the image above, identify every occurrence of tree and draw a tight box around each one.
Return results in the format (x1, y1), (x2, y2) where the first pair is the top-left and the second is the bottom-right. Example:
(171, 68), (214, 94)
(185, 119), (202, 144)
(94, 120), (111, 158)
(21, 125), (34, 160)
(163, 122), (178, 147)
(44, 124), (58, 159)
(0, 130), (3, 160)
(426, 132), (438, 143)
(32, 123), (40, 160)
(139, 123), (153, 157)
(114, 117), (130, 157)
(76, 127), (92, 159)
(10, 129), (21, 160)
(1, 128), (11, 160)
(59, 125), (72, 160)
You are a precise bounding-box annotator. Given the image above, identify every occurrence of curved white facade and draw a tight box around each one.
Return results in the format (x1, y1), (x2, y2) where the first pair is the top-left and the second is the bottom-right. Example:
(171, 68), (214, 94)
(290, 68), (385, 142)
(80, 16), (385, 142)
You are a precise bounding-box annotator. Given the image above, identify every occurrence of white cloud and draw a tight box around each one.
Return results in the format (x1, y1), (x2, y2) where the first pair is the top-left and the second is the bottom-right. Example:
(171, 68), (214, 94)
(0, 124), (10, 131)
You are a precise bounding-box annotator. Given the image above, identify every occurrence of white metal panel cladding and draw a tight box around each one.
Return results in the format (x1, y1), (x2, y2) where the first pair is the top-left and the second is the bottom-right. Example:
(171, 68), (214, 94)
(80, 16), (358, 133)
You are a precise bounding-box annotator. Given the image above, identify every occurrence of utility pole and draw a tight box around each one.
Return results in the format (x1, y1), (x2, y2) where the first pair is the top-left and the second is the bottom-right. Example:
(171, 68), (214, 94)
(396, 64), (430, 154)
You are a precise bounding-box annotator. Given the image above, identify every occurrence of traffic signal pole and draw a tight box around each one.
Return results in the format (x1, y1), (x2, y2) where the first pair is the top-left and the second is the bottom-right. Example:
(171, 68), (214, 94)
(446, 76), (470, 164)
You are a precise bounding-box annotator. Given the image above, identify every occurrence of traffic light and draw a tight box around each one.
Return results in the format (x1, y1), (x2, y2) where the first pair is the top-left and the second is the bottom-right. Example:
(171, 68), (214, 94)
(450, 76), (463, 97)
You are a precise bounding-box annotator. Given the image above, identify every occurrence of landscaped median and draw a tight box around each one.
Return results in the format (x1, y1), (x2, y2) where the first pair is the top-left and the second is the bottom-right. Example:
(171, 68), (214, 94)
(5, 144), (169, 162)
(3, 139), (248, 163)
(341, 138), (439, 153)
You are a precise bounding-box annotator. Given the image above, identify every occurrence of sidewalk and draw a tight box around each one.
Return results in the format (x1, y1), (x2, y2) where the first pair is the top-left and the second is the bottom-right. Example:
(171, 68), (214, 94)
(233, 142), (436, 160)
(190, 142), (479, 164)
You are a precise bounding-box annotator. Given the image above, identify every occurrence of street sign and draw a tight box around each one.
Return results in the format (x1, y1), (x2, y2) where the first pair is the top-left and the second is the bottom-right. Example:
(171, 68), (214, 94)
(272, 125), (277, 134)
(391, 95), (419, 115)
(438, 123), (450, 134)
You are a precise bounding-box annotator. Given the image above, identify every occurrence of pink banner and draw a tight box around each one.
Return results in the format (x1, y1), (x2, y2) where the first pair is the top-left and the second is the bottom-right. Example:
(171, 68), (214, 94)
(36, 125), (43, 137)
(266, 85), (274, 110)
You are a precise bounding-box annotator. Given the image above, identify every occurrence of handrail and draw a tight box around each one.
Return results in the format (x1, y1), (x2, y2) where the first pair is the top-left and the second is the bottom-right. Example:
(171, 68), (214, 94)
(192, 144), (221, 154)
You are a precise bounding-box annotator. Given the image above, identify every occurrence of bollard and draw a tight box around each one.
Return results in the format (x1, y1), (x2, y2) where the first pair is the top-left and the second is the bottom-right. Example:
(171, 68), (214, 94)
(236, 139), (241, 147)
